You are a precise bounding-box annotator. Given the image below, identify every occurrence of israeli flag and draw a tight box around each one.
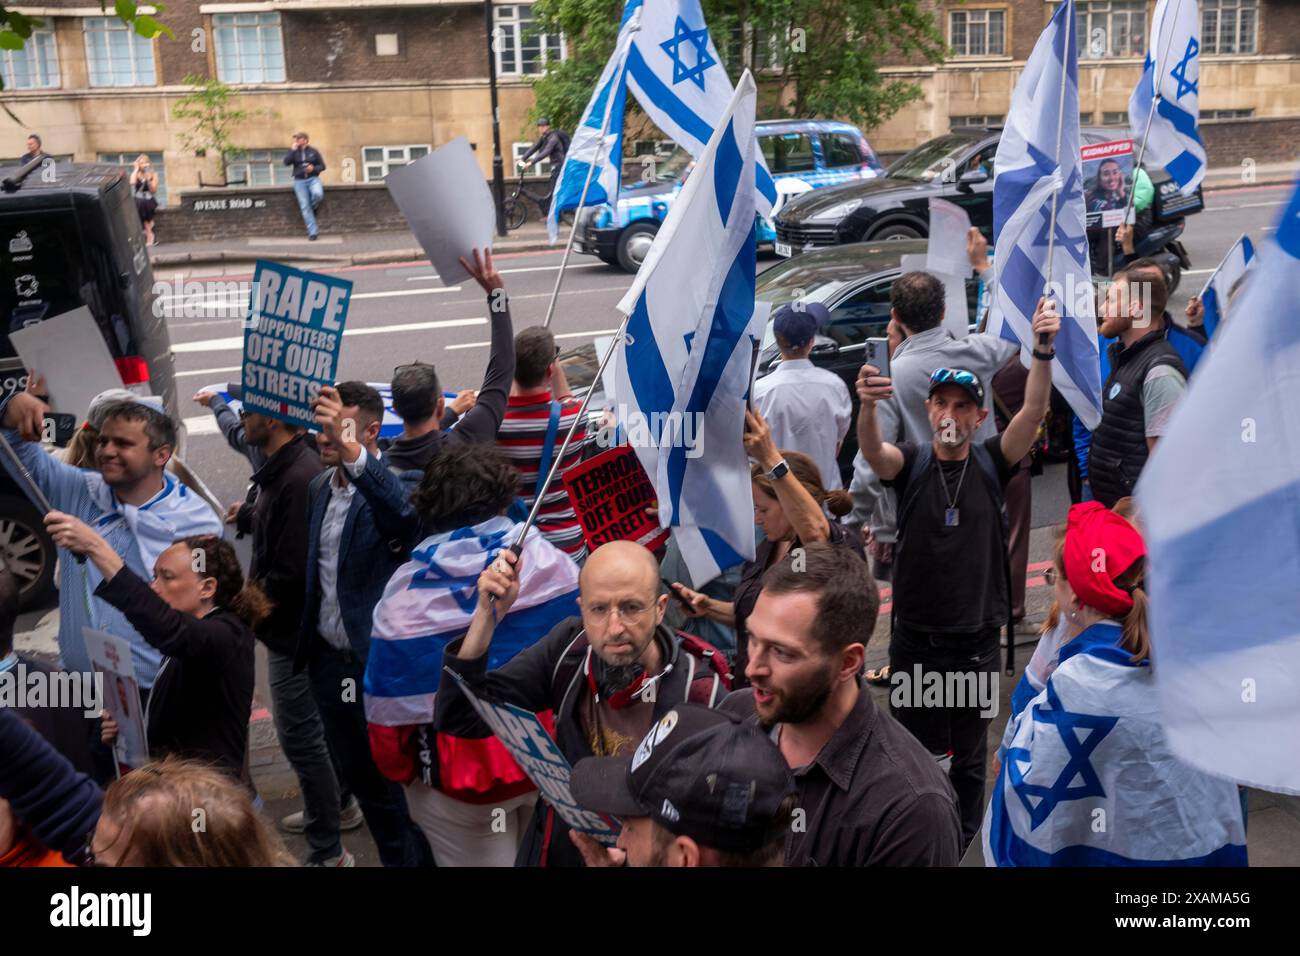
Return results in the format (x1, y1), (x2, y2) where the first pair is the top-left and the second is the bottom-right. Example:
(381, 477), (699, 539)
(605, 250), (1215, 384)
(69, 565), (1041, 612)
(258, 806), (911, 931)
(621, 0), (776, 213)
(1137, 176), (1300, 796)
(988, 0), (1102, 430)
(547, 9), (642, 243)
(984, 623), (1248, 866)
(1129, 0), (1206, 195)
(1199, 233), (1254, 339)
(614, 71), (763, 585)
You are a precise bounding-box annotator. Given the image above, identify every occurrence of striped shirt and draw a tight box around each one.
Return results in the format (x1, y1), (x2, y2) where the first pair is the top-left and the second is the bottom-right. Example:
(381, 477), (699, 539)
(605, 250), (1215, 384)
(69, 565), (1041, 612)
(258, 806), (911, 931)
(497, 390), (590, 559)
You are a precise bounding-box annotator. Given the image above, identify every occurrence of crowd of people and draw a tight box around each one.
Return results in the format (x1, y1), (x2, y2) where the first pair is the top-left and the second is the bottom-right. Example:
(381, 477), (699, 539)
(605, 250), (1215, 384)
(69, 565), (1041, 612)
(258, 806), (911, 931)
(0, 230), (1251, 869)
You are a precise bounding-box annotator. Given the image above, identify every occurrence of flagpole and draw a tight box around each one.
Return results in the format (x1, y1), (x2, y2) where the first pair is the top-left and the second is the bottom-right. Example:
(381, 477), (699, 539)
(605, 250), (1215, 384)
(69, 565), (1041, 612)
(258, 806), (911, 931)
(1041, 0), (1074, 341)
(1125, 0), (1186, 223)
(543, 17), (640, 330)
(505, 315), (629, 557)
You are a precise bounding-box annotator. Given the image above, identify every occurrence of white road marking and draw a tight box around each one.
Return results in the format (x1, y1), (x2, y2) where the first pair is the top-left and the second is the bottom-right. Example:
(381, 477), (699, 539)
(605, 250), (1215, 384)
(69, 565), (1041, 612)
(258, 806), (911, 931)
(172, 316), (487, 353)
(406, 262), (607, 280)
(445, 328), (619, 351)
(1203, 201), (1286, 212)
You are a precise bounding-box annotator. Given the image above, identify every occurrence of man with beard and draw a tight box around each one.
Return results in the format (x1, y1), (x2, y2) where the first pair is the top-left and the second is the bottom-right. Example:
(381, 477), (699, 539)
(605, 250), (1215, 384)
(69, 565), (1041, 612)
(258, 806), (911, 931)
(856, 296), (1059, 847)
(0, 392), (221, 696)
(720, 543), (961, 866)
(437, 540), (731, 866)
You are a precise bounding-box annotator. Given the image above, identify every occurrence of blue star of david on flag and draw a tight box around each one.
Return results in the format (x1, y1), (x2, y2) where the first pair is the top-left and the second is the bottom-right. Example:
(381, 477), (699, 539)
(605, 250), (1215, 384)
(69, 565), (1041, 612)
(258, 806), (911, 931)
(408, 528), (511, 611)
(1007, 681), (1118, 831)
(660, 16), (716, 90)
(1170, 36), (1199, 99)
(1030, 166), (1088, 266)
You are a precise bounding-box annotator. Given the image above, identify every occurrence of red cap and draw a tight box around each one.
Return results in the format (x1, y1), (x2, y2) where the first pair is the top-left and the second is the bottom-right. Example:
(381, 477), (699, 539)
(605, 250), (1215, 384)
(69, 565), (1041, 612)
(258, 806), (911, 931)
(1062, 502), (1146, 617)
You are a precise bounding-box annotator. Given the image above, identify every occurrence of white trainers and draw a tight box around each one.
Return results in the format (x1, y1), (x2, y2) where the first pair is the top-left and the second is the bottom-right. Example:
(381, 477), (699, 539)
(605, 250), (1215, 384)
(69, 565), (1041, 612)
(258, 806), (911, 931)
(280, 797), (364, 834)
(305, 848), (355, 868)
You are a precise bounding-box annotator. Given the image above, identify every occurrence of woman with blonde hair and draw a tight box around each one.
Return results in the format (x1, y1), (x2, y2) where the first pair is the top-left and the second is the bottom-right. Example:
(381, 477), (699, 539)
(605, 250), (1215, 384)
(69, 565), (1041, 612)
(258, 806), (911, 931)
(671, 407), (860, 684)
(130, 154), (160, 246)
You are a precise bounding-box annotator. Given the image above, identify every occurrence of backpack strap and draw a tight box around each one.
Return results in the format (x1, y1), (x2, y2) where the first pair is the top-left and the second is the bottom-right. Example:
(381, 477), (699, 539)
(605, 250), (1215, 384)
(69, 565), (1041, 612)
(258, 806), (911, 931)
(675, 630), (733, 706)
(533, 400), (562, 503)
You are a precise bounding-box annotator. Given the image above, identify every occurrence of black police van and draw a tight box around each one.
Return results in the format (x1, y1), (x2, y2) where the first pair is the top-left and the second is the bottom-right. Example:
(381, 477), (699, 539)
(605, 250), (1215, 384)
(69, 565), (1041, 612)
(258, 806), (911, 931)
(0, 158), (182, 609)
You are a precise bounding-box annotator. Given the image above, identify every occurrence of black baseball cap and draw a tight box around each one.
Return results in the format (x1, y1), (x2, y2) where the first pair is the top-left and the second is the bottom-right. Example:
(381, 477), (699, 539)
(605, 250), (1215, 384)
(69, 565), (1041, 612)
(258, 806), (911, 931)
(772, 302), (829, 349)
(569, 704), (797, 854)
(927, 366), (985, 406)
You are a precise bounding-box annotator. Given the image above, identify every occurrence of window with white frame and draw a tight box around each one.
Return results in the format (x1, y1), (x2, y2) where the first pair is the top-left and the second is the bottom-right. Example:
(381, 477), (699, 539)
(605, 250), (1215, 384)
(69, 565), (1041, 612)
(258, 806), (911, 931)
(722, 23), (778, 71)
(84, 17), (156, 87)
(225, 149), (295, 187)
(0, 30), (59, 89)
(362, 144), (430, 182)
(949, 9), (1006, 57)
(512, 141), (556, 177)
(950, 114), (1004, 128)
(99, 152), (168, 205)
(494, 5), (564, 76)
(213, 12), (286, 83)
(1072, 1), (1146, 59)
(1102, 111), (1129, 126)
(1202, 0), (1257, 55)
(1203, 108), (1254, 119)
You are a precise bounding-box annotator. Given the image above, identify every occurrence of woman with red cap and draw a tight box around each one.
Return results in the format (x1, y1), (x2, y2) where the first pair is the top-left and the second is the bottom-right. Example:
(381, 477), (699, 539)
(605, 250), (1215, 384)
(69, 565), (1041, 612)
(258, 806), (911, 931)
(983, 502), (1247, 866)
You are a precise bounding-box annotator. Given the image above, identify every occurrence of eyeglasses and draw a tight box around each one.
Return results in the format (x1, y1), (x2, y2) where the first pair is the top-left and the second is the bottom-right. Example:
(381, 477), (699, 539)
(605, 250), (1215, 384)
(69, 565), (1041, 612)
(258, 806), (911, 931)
(582, 601), (652, 623)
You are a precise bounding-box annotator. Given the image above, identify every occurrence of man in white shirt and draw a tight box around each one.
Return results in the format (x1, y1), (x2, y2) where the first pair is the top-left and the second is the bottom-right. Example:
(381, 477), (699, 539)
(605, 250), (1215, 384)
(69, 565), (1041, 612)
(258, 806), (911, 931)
(752, 303), (853, 490)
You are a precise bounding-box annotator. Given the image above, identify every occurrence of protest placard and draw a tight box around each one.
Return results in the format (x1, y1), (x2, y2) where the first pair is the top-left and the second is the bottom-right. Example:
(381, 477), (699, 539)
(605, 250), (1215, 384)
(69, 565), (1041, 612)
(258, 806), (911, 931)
(562, 445), (670, 553)
(242, 261), (352, 429)
(83, 627), (149, 772)
(443, 670), (620, 844)
(385, 136), (496, 285)
(10, 306), (125, 422)
(926, 198), (973, 278)
(1081, 139), (1135, 229)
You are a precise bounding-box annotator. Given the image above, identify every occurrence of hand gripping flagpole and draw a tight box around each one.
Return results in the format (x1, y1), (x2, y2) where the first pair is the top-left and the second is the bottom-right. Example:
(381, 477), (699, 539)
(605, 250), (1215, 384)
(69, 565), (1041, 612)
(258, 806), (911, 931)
(542, 14), (641, 330)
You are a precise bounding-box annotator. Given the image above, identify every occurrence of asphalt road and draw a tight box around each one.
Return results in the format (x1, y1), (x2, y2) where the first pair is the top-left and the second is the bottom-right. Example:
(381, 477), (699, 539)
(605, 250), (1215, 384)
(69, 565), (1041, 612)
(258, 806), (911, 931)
(166, 182), (1292, 524)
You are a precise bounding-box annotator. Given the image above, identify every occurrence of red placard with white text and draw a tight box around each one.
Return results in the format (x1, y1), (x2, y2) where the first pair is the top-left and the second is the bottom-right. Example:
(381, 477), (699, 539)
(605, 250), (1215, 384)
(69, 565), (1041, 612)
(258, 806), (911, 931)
(561, 445), (670, 553)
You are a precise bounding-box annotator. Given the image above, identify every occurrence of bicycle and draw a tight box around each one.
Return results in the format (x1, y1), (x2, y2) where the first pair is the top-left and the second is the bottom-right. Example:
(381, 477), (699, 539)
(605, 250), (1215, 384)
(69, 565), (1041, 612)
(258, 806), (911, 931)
(503, 174), (573, 231)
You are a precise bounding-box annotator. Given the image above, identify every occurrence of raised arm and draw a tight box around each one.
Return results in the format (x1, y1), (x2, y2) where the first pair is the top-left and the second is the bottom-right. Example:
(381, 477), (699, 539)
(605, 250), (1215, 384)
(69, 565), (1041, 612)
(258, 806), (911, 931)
(854, 363), (906, 481)
(744, 407), (829, 543)
(0, 391), (94, 512)
(452, 248), (515, 444)
(999, 297), (1060, 467)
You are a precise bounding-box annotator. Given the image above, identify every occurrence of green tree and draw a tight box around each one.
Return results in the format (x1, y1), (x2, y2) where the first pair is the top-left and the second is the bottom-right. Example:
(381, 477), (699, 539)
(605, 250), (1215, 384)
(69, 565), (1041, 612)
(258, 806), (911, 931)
(171, 74), (252, 182)
(528, 0), (945, 137)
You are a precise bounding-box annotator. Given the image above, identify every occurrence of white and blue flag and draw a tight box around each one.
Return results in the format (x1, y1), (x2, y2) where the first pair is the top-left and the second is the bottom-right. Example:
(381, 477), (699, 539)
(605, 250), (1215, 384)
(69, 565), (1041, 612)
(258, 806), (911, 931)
(622, 0), (776, 214)
(1129, 0), (1206, 195)
(1137, 176), (1300, 796)
(614, 70), (763, 585)
(984, 623), (1248, 866)
(547, 9), (642, 243)
(1199, 233), (1254, 339)
(989, 0), (1102, 429)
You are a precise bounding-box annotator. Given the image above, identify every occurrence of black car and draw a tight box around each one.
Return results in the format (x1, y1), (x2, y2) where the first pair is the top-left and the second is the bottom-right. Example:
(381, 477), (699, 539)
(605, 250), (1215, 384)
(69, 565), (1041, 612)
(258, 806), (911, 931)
(558, 240), (981, 487)
(774, 126), (1203, 273)
(0, 160), (187, 609)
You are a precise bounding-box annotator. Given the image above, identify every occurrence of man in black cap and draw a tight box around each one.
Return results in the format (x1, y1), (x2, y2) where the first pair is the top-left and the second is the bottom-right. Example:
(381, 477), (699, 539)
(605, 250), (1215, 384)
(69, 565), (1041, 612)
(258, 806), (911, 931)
(751, 302), (852, 490)
(856, 295), (1059, 848)
(568, 704), (796, 867)
(517, 117), (569, 205)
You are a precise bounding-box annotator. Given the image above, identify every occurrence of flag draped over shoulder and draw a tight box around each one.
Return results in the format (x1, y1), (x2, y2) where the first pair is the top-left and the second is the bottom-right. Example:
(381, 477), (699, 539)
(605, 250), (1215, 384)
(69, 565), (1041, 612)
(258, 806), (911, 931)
(547, 8), (642, 242)
(1129, 0), (1206, 196)
(614, 71), (763, 586)
(1199, 233), (1254, 340)
(621, 0), (776, 214)
(1137, 176), (1300, 796)
(988, 0), (1101, 430)
(984, 623), (1248, 866)
(363, 515), (580, 728)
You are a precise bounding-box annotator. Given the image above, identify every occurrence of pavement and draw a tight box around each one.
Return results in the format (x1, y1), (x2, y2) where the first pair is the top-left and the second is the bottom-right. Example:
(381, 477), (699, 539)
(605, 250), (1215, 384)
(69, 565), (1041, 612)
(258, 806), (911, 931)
(147, 160), (1299, 272)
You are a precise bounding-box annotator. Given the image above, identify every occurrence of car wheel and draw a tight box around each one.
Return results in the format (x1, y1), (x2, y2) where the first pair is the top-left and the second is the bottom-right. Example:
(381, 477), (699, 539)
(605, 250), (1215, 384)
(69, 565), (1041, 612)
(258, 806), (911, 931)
(597, 251), (619, 266)
(871, 223), (923, 241)
(0, 494), (56, 611)
(616, 221), (659, 273)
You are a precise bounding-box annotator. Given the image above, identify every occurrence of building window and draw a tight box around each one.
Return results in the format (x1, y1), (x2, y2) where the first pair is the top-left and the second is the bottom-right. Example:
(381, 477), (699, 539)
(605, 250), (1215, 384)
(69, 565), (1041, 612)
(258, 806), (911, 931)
(494, 5), (565, 76)
(225, 149), (295, 187)
(512, 141), (557, 177)
(1202, 0), (1257, 55)
(1102, 111), (1129, 126)
(0, 30), (59, 89)
(949, 9), (1006, 57)
(1073, 1), (1146, 59)
(375, 33), (400, 56)
(362, 144), (430, 182)
(950, 114), (1004, 128)
(721, 24), (778, 72)
(83, 17), (156, 87)
(99, 152), (167, 205)
(1203, 108), (1255, 120)
(213, 12), (286, 84)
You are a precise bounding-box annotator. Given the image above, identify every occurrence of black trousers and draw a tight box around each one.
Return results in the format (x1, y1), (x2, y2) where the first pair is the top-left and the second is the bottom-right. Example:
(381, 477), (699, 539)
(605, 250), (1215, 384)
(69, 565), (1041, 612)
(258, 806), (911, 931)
(888, 621), (1000, 849)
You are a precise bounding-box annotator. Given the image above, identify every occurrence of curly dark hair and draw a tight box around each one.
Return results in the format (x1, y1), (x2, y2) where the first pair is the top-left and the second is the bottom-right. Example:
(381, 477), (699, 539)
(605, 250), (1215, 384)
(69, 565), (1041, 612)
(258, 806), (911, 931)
(181, 535), (271, 628)
(413, 443), (519, 533)
(890, 271), (946, 334)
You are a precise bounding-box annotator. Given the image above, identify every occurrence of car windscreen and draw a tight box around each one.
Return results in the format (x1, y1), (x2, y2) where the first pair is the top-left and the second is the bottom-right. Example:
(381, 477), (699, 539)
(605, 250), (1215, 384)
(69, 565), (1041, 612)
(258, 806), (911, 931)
(886, 133), (982, 182)
(756, 260), (856, 349)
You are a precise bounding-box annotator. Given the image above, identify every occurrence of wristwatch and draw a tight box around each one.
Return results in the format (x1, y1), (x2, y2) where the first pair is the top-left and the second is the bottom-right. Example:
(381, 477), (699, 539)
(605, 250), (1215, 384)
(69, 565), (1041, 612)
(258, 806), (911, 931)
(765, 459), (790, 482)
(1032, 348), (1055, 361)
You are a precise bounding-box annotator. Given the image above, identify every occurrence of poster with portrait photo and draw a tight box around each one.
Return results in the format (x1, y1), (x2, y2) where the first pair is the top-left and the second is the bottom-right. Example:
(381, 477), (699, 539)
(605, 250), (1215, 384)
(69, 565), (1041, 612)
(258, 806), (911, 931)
(1081, 140), (1136, 230)
(83, 627), (149, 772)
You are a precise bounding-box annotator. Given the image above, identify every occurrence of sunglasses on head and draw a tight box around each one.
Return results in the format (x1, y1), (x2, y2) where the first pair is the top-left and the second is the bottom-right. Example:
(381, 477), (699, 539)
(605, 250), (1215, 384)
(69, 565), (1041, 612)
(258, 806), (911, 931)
(930, 368), (979, 389)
